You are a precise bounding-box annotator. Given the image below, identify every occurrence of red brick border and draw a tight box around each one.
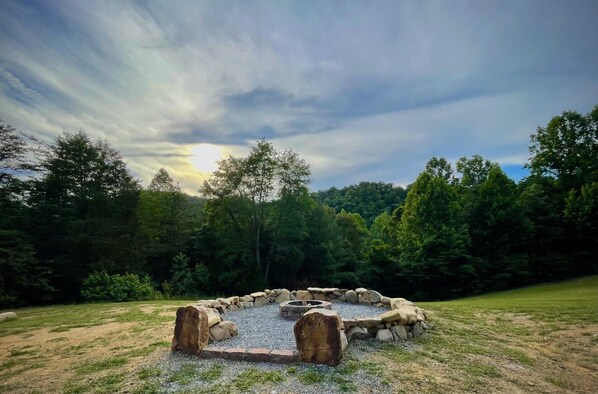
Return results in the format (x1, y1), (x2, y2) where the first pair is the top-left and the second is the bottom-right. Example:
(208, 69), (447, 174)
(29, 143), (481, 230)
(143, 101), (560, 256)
(200, 347), (299, 363)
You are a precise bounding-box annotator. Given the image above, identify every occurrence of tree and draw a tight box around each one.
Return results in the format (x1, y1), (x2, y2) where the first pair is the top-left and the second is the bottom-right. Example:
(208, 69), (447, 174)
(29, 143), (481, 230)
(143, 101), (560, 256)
(425, 157), (455, 183)
(201, 140), (310, 283)
(528, 105), (598, 191)
(30, 131), (142, 301)
(398, 171), (471, 299)
(456, 155), (498, 189)
(0, 121), (52, 306)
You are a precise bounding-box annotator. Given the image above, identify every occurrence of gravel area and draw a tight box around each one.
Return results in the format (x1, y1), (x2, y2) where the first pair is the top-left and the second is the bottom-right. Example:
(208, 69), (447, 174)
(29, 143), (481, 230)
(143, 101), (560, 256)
(207, 302), (386, 350)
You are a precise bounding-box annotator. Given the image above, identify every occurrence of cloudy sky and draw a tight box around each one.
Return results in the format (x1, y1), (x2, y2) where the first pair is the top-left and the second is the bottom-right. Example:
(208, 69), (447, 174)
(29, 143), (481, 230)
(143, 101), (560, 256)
(1, 0), (597, 193)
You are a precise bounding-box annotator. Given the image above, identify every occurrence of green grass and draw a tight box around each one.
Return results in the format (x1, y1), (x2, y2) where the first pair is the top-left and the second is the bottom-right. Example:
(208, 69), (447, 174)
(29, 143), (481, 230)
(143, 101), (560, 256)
(233, 368), (284, 391)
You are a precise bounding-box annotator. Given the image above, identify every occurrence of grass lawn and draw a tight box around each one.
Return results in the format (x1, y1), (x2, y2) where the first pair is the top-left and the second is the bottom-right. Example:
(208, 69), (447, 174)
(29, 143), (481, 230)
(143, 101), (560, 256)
(1, 276), (597, 393)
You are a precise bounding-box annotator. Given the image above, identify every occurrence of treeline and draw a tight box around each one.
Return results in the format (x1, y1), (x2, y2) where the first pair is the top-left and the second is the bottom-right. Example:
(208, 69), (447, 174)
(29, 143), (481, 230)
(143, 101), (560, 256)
(0, 105), (596, 306)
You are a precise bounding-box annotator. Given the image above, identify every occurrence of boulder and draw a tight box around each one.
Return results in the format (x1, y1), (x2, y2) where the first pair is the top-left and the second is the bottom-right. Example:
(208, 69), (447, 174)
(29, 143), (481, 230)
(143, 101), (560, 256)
(376, 329), (394, 342)
(342, 318), (358, 330)
(355, 317), (382, 329)
(321, 288), (338, 294)
(216, 297), (230, 306)
(346, 326), (372, 341)
(0, 312), (16, 323)
(345, 290), (358, 304)
(313, 293), (327, 301)
(209, 323), (232, 341)
(390, 325), (408, 340)
(358, 295), (372, 305)
(250, 291), (267, 298)
(307, 287), (322, 292)
(240, 295), (254, 302)
(171, 305), (209, 355)
(239, 301), (253, 308)
(294, 309), (347, 366)
(361, 289), (382, 303)
(412, 322), (425, 338)
(206, 308), (222, 327)
(355, 287), (367, 295)
(253, 296), (269, 307)
(390, 298), (414, 310)
(274, 289), (291, 303)
(378, 309), (403, 324)
(226, 296), (240, 306)
(414, 307), (427, 321)
(295, 290), (313, 301)
(219, 320), (239, 337)
(380, 296), (391, 306)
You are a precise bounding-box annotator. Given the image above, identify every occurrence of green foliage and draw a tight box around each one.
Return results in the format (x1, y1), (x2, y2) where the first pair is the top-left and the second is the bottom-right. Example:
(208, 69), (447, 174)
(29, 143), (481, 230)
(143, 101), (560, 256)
(314, 181), (407, 225)
(398, 170), (472, 299)
(81, 271), (157, 302)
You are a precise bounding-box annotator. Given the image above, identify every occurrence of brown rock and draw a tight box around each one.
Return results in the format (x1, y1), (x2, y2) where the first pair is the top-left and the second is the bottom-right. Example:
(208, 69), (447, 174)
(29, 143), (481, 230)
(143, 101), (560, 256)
(355, 317), (382, 329)
(313, 293), (327, 301)
(294, 309), (346, 366)
(250, 291), (267, 298)
(379, 309), (403, 324)
(390, 297), (414, 310)
(219, 320), (238, 337)
(295, 290), (313, 301)
(200, 347), (225, 359)
(206, 308), (222, 327)
(171, 305), (209, 355)
(222, 347), (246, 361)
(274, 289), (291, 303)
(209, 322), (232, 341)
(361, 289), (382, 303)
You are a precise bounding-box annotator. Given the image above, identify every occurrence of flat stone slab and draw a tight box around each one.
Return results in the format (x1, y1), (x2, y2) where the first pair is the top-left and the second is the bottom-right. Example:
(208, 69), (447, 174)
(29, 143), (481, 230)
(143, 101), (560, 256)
(244, 348), (270, 362)
(222, 347), (246, 361)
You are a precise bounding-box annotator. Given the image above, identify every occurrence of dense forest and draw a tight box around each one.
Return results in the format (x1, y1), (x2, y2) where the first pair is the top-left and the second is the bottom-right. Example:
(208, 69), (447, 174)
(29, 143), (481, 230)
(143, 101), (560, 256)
(1, 105), (597, 307)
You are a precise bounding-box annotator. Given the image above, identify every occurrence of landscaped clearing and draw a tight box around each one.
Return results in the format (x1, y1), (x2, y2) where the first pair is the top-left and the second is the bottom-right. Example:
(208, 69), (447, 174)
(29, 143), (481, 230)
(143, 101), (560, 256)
(1, 276), (597, 393)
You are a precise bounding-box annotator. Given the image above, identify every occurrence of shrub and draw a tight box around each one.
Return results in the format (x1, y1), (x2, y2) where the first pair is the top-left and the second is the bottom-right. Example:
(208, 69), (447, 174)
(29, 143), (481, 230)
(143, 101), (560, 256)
(81, 271), (158, 302)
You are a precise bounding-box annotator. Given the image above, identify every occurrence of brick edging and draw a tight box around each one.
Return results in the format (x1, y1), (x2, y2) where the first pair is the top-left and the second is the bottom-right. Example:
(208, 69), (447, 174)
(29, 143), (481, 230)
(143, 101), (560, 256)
(199, 346), (299, 363)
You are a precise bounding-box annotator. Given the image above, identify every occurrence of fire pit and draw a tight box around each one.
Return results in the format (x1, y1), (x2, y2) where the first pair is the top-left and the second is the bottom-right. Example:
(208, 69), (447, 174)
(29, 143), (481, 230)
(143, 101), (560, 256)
(279, 300), (332, 320)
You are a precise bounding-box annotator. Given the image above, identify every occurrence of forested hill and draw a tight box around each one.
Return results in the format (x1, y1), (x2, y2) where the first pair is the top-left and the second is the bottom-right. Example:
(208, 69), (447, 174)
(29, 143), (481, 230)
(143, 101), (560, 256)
(1, 105), (597, 307)
(313, 182), (407, 226)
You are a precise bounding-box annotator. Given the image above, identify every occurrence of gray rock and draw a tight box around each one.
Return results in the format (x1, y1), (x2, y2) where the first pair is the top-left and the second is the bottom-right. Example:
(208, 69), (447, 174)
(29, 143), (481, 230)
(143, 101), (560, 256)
(362, 289), (382, 303)
(412, 322), (424, 337)
(274, 289), (291, 303)
(346, 326), (372, 341)
(345, 290), (358, 304)
(390, 324), (408, 340)
(375, 329), (394, 342)
(253, 296), (269, 307)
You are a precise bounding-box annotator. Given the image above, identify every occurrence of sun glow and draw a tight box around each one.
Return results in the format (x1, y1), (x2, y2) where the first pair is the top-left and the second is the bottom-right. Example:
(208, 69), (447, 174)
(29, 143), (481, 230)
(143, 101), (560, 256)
(189, 143), (222, 174)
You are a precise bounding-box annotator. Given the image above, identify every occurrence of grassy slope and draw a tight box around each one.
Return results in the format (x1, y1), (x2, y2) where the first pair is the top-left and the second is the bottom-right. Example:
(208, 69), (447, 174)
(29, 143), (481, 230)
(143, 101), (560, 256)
(0, 276), (596, 393)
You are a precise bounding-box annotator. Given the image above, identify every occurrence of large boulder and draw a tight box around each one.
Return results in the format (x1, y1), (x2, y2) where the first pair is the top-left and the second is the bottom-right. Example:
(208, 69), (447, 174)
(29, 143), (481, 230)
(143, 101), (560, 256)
(345, 290), (358, 304)
(171, 305), (209, 355)
(390, 324), (408, 340)
(206, 308), (222, 327)
(295, 290), (313, 301)
(274, 289), (291, 303)
(209, 323), (232, 341)
(253, 296), (269, 307)
(346, 326), (372, 341)
(294, 309), (347, 366)
(390, 298), (414, 310)
(219, 320), (239, 337)
(378, 309), (403, 324)
(361, 289), (382, 304)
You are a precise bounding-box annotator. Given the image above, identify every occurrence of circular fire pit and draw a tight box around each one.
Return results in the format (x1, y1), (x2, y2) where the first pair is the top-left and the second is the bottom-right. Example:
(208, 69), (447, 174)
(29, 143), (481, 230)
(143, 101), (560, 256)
(279, 300), (332, 320)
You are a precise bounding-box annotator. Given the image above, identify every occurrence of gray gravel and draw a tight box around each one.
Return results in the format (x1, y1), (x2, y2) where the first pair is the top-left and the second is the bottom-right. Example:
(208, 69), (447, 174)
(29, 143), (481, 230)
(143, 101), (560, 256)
(208, 302), (386, 350)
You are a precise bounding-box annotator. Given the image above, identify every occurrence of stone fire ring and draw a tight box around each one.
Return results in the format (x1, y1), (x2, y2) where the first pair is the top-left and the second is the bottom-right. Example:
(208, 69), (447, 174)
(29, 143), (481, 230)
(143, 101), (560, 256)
(279, 300), (332, 320)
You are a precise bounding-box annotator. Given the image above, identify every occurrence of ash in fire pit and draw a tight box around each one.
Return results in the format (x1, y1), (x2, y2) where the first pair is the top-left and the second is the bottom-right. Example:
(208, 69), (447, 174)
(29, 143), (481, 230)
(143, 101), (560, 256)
(279, 299), (332, 320)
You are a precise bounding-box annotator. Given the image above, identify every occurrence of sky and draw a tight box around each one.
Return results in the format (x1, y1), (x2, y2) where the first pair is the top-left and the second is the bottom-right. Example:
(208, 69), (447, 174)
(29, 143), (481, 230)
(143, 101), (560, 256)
(1, 0), (597, 194)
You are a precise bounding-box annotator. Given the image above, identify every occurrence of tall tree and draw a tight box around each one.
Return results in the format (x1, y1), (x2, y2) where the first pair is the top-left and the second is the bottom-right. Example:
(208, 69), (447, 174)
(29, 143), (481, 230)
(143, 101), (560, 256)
(200, 140), (310, 283)
(528, 105), (598, 191)
(398, 171), (471, 299)
(30, 131), (142, 301)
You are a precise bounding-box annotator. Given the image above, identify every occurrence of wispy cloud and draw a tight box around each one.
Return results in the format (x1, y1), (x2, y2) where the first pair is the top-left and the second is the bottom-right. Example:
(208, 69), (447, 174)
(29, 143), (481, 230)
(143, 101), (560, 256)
(0, 0), (597, 192)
